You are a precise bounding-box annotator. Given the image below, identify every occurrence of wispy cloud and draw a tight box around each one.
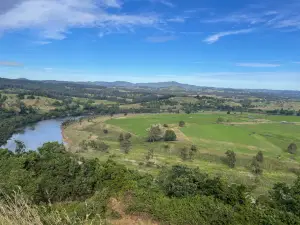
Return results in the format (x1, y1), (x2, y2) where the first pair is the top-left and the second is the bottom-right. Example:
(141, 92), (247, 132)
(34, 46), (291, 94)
(0, 0), (160, 40)
(34, 41), (51, 45)
(100, 0), (122, 8)
(203, 2), (300, 32)
(0, 61), (23, 67)
(203, 29), (253, 44)
(293, 62), (300, 64)
(146, 35), (176, 43)
(236, 63), (281, 68)
(167, 17), (186, 23)
(150, 0), (175, 8)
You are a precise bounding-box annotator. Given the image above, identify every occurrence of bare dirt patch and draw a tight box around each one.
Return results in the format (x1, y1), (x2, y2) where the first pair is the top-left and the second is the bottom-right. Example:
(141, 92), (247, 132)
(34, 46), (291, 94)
(109, 198), (158, 225)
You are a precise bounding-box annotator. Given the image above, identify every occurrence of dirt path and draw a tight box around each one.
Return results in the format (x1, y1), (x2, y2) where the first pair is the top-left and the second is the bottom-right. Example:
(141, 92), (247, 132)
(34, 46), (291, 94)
(109, 198), (158, 225)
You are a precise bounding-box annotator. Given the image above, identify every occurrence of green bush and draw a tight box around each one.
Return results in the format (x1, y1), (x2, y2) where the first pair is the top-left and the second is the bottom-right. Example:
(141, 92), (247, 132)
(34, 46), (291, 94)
(164, 130), (177, 141)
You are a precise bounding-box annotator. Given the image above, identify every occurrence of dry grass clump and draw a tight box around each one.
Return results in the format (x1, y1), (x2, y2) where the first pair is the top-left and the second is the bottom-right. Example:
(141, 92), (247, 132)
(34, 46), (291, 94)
(0, 190), (105, 225)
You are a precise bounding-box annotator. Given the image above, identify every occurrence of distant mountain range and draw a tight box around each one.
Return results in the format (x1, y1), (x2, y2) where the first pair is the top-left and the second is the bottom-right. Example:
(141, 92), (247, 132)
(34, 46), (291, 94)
(12, 78), (300, 97)
(77, 81), (204, 90)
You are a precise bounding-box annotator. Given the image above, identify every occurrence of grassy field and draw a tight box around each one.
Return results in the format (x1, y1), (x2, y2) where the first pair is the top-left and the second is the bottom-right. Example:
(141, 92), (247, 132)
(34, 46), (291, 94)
(1, 93), (59, 112)
(64, 112), (300, 196)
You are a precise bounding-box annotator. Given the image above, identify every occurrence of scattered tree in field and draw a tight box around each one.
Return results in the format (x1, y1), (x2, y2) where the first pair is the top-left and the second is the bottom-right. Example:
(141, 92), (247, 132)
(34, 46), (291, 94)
(27, 95), (35, 99)
(124, 113), (128, 116)
(118, 133), (124, 142)
(164, 130), (177, 141)
(255, 151), (264, 162)
(96, 141), (109, 152)
(180, 147), (189, 161)
(163, 124), (169, 128)
(17, 93), (25, 100)
(225, 150), (236, 168)
(145, 148), (155, 166)
(124, 133), (132, 140)
(147, 124), (164, 142)
(120, 139), (132, 154)
(88, 140), (109, 152)
(216, 117), (225, 124)
(15, 140), (26, 154)
(227, 111), (231, 114)
(288, 143), (297, 154)
(103, 129), (108, 134)
(179, 121), (185, 127)
(251, 157), (263, 175)
(189, 145), (198, 160)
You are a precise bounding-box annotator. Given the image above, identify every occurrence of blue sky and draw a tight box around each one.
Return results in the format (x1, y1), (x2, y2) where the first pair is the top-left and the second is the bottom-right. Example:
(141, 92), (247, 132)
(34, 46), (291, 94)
(0, 0), (300, 90)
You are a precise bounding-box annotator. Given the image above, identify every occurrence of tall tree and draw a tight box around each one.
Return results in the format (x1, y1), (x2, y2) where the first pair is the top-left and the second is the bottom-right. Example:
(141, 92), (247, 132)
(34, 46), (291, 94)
(225, 150), (236, 168)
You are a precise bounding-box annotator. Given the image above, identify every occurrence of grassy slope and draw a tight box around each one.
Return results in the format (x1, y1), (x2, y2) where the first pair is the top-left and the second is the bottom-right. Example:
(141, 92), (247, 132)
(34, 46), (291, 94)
(64, 113), (300, 196)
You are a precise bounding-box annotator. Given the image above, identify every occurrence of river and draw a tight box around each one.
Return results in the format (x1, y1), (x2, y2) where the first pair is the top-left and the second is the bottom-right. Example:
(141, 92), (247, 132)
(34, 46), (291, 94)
(1, 118), (69, 151)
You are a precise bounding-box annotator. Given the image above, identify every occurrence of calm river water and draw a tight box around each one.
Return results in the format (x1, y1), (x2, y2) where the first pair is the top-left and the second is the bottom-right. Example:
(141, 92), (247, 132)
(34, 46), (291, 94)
(1, 119), (68, 151)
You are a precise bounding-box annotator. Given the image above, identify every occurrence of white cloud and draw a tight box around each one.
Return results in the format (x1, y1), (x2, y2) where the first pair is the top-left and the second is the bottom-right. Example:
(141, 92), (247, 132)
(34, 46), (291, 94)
(0, 61), (23, 67)
(203, 29), (253, 44)
(0, 0), (159, 40)
(100, 0), (122, 8)
(203, 2), (300, 32)
(150, 0), (175, 8)
(146, 35), (176, 43)
(236, 63), (281, 68)
(167, 17), (186, 23)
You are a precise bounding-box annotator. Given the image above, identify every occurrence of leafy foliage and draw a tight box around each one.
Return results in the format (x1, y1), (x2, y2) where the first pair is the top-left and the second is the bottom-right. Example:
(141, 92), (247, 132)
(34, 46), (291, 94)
(179, 121), (185, 127)
(164, 130), (177, 141)
(251, 157), (263, 175)
(255, 151), (264, 162)
(225, 150), (236, 168)
(288, 143), (297, 154)
(147, 124), (164, 142)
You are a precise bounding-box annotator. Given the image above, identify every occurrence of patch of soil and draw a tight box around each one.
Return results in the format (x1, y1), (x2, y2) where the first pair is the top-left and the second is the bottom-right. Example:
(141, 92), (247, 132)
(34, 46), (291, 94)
(108, 198), (158, 225)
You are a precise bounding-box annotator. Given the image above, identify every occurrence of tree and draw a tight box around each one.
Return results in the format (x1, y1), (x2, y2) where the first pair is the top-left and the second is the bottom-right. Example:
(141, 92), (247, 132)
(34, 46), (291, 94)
(189, 145), (198, 160)
(216, 117), (225, 124)
(180, 147), (189, 161)
(17, 93), (25, 100)
(27, 95), (35, 99)
(288, 143), (297, 154)
(179, 121), (185, 127)
(103, 129), (108, 134)
(225, 150), (236, 168)
(147, 124), (164, 142)
(251, 157), (263, 175)
(164, 130), (177, 141)
(255, 151), (264, 162)
(120, 139), (132, 154)
(15, 140), (26, 154)
(97, 142), (109, 152)
(124, 133), (132, 140)
(145, 148), (155, 166)
(118, 133), (124, 142)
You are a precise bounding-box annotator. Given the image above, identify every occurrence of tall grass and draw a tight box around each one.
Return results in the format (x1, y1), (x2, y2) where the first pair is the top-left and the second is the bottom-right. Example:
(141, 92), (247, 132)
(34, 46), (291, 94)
(0, 191), (106, 225)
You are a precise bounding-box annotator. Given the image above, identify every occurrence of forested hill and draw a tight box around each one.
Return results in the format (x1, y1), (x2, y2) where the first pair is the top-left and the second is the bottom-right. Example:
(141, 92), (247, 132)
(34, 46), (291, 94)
(2, 77), (300, 99)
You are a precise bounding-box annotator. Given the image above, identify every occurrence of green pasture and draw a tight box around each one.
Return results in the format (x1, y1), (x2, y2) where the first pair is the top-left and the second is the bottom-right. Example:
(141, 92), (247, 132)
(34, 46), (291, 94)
(65, 112), (300, 196)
